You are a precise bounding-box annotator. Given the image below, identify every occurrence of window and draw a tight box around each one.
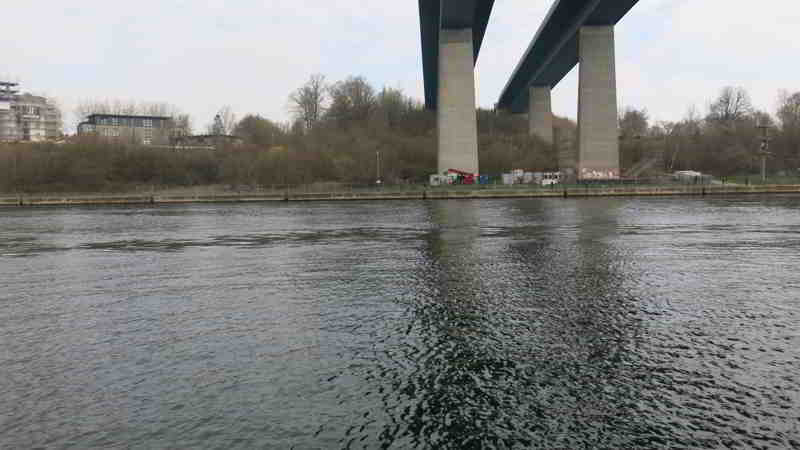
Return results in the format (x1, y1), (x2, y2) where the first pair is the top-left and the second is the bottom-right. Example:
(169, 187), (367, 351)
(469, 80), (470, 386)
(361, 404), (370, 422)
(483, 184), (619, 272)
(143, 119), (153, 128)
(22, 106), (40, 116)
(112, 117), (119, 126)
(143, 128), (153, 145)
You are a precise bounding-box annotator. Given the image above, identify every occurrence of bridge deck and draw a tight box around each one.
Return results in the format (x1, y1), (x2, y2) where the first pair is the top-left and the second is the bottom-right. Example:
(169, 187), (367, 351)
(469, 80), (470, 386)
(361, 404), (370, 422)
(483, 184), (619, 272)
(419, 0), (495, 110)
(497, 0), (638, 113)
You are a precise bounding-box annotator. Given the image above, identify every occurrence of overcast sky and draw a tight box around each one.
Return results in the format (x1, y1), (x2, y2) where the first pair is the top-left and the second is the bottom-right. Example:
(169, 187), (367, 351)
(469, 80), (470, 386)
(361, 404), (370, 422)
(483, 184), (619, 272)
(3, 0), (799, 132)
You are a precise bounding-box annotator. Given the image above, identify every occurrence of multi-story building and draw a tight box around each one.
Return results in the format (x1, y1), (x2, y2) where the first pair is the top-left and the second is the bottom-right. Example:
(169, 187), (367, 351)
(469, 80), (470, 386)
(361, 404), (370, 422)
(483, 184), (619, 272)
(77, 114), (175, 146)
(0, 81), (62, 142)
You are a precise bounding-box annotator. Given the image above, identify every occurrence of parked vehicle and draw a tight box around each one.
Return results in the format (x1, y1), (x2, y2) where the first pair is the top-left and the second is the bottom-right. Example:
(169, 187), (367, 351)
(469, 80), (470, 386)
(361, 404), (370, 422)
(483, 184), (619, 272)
(673, 170), (712, 184)
(540, 172), (561, 186)
(446, 169), (476, 185)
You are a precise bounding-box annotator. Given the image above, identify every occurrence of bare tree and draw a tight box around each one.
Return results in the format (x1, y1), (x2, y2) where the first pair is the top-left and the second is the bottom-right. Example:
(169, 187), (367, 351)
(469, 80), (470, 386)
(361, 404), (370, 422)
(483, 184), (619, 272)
(619, 107), (650, 139)
(777, 90), (800, 131)
(707, 87), (752, 124)
(326, 76), (376, 127)
(289, 74), (326, 131)
(142, 102), (174, 117)
(74, 100), (109, 127)
(234, 114), (284, 147)
(662, 106), (703, 172)
(376, 87), (406, 130)
(173, 114), (193, 137)
(206, 106), (238, 135)
(684, 105), (702, 134)
(75, 99), (138, 120)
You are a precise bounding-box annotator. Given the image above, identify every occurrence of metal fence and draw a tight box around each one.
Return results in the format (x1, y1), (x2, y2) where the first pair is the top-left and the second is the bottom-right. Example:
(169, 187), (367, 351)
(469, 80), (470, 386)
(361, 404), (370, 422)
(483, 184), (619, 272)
(2, 174), (800, 201)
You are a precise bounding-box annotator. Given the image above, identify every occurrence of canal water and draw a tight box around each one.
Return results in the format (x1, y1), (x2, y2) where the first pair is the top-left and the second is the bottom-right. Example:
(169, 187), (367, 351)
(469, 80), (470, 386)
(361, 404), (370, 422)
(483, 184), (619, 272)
(1, 196), (799, 449)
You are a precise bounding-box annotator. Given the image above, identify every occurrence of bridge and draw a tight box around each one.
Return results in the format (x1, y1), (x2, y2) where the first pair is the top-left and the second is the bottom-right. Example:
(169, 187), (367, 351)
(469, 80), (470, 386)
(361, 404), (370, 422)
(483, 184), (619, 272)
(419, 0), (495, 176)
(419, 0), (639, 180)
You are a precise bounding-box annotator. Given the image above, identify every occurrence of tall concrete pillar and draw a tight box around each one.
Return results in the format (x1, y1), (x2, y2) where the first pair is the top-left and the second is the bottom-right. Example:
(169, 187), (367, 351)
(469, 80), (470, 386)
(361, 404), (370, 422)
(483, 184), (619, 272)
(438, 28), (479, 175)
(577, 26), (619, 180)
(529, 85), (553, 145)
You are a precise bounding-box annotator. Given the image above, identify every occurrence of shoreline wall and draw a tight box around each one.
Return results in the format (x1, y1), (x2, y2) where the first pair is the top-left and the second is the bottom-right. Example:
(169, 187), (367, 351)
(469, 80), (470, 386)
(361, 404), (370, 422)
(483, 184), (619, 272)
(2, 185), (800, 207)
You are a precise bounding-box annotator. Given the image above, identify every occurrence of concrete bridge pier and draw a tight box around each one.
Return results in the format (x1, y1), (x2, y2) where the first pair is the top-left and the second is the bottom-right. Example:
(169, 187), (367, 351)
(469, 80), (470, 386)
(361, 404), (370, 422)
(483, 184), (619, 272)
(577, 25), (620, 180)
(438, 28), (479, 175)
(529, 85), (554, 145)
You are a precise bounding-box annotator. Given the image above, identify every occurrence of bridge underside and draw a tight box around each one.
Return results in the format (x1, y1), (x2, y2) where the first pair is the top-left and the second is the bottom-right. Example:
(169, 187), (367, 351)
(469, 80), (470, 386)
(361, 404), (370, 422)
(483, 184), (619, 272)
(419, 0), (495, 110)
(497, 0), (638, 113)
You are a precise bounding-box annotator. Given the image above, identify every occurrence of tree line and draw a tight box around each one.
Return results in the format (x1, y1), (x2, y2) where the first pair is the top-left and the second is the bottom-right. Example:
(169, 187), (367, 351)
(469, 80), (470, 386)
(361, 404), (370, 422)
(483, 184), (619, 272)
(619, 87), (800, 176)
(0, 74), (556, 192)
(1, 76), (799, 193)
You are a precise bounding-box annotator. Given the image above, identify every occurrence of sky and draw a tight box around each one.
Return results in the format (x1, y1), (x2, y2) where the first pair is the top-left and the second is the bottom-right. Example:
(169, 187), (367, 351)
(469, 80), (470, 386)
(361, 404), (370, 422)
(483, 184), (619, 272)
(3, 0), (799, 133)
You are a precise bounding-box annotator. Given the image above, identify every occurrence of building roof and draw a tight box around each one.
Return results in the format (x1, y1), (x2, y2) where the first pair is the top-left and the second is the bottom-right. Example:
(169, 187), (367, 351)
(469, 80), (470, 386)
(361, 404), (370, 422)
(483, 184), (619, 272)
(13, 93), (51, 104)
(87, 113), (172, 121)
(181, 134), (241, 139)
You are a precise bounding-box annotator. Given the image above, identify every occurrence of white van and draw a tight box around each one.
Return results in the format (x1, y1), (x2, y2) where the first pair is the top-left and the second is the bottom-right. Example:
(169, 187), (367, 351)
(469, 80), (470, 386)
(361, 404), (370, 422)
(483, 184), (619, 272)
(540, 172), (561, 186)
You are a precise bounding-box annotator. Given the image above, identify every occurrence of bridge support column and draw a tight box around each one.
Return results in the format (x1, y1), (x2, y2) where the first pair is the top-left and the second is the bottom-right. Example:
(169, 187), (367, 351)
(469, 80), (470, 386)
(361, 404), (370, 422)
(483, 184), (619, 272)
(577, 26), (619, 180)
(438, 28), (479, 175)
(529, 86), (553, 145)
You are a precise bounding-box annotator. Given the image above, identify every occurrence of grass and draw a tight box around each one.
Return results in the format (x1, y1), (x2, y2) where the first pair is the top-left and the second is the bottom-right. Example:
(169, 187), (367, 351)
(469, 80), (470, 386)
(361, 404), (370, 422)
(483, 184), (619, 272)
(723, 175), (800, 186)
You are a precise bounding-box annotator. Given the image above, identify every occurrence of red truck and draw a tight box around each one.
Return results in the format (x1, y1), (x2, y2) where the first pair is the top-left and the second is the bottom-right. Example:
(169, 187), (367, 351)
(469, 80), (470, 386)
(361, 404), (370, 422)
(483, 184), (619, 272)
(447, 169), (476, 185)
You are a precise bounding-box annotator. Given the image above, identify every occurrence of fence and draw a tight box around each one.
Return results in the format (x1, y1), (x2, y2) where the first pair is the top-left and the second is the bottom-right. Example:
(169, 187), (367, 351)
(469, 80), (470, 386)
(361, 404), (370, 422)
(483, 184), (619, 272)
(2, 175), (800, 206)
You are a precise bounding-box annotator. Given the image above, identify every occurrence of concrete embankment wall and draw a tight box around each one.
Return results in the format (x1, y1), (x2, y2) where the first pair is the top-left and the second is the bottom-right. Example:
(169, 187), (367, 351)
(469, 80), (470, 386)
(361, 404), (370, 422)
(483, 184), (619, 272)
(1, 185), (800, 207)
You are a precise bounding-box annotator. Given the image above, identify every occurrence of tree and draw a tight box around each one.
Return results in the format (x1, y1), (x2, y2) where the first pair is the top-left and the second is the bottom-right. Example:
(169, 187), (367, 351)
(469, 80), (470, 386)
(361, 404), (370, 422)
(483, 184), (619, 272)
(206, 106), (237, 135)
(619, 107), (650, 139)
(707, 87), (752, 124)
(618, 107), (652, 173)
(375, 87), (407, 130)
(752, 110), (775, 128)
(289, 74), (326, 131)
(173, 114), (193, 138)
(234, 114), (284, 147)
(777, 90), (800, 131)
(326, 76), (376, 128)
(775, 91), (800, 171)
(74, 100), (112, 127)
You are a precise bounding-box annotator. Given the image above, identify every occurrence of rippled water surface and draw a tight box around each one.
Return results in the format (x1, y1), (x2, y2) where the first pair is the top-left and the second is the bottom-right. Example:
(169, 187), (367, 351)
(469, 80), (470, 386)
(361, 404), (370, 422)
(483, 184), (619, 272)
(1, 196), (799, 449)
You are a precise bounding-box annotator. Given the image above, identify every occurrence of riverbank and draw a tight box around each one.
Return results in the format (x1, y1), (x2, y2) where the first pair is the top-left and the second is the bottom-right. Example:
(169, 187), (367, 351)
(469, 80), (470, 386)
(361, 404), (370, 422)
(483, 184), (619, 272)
(2, 184), (800, 207)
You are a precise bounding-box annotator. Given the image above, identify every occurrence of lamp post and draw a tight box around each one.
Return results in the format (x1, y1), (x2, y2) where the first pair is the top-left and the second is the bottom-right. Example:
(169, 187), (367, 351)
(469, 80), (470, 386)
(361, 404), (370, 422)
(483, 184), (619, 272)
(757, 122), (772, 184)
(376, 150), (382, 185)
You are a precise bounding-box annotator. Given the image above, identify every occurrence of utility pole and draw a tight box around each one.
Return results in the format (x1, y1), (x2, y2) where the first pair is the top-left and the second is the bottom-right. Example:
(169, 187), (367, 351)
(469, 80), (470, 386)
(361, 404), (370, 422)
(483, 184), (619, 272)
(757, 122), (772, 184)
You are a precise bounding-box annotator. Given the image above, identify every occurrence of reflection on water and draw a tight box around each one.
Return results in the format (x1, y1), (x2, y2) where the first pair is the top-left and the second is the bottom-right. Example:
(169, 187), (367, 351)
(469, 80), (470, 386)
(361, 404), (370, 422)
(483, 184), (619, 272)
(1, 198), (799, 449)
(354, 200), (654, 448)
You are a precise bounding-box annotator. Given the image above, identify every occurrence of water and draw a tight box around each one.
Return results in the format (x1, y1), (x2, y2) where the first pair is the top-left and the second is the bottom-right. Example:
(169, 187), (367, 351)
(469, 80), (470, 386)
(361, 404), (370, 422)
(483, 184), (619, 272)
(1, 196), (799, 449)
